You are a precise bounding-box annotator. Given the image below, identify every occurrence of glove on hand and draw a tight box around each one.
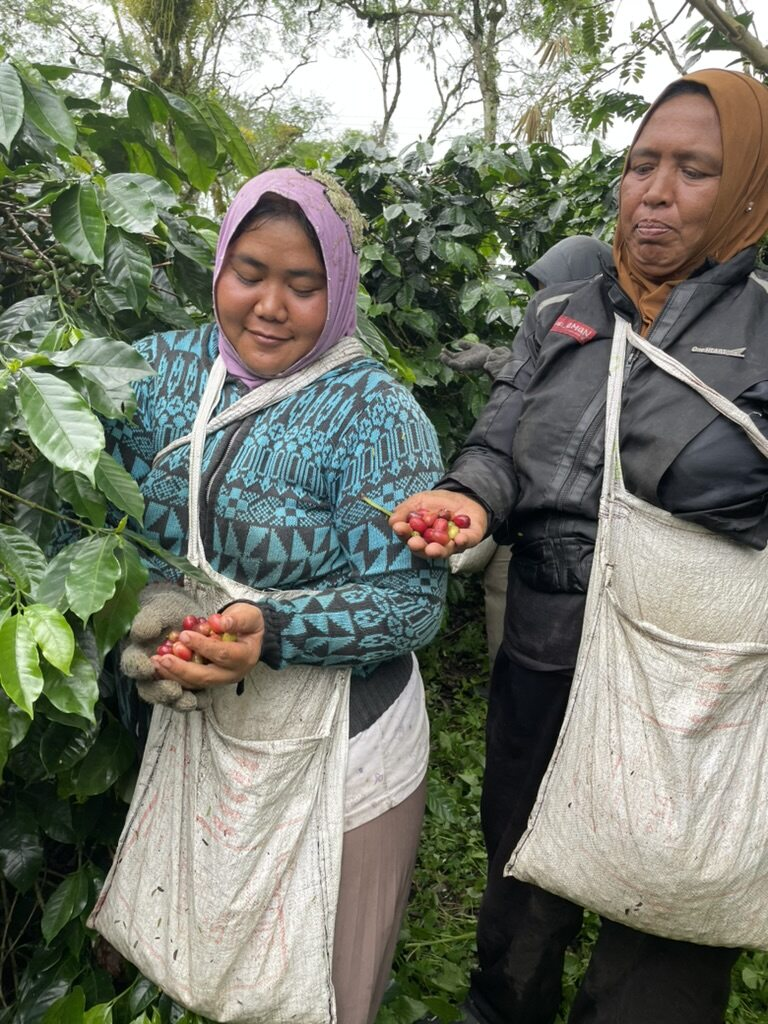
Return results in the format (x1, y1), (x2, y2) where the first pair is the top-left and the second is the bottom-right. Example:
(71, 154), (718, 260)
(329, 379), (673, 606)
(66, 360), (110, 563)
(440, 340), (511, 381)
(121, 583), (208, 712)
(483, 346), (512, 380)
(439, 340), (492, 374)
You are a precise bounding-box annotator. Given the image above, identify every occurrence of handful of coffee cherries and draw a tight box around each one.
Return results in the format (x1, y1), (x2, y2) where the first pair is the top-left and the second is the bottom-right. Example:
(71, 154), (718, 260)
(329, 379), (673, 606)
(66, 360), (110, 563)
(156, 613), (238, 664)
(359, 494), (472, 545)
(405, 508), (471, 545)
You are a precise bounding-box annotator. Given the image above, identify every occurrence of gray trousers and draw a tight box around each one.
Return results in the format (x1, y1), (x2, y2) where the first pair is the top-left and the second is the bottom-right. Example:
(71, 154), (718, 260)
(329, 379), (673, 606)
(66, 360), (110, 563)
(332, 775), (427, 1024)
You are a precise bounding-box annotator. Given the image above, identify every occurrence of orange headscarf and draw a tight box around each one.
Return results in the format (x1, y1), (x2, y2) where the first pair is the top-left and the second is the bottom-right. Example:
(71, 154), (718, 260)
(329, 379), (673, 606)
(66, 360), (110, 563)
(612, 69), (768, 330)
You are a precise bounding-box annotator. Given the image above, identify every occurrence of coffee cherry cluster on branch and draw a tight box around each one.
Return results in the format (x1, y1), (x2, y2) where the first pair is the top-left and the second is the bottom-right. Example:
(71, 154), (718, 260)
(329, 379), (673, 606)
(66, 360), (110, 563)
(156, 613), (238, 663)
(406, 508), (472, 545)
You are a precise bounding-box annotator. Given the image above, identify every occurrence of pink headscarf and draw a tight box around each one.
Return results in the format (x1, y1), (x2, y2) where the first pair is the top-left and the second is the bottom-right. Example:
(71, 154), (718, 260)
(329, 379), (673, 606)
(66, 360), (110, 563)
(213, 168), (360, 388)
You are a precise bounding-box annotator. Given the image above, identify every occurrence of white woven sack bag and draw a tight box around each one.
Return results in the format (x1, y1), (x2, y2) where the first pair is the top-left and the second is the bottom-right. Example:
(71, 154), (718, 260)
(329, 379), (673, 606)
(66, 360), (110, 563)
(506, 318), (768, 948)
(89, 347), (364, 1021)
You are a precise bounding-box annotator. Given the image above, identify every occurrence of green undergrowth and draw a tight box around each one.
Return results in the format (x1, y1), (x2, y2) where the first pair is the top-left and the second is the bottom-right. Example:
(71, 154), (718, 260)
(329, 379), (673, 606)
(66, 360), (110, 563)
(377, 578), (768, 1024)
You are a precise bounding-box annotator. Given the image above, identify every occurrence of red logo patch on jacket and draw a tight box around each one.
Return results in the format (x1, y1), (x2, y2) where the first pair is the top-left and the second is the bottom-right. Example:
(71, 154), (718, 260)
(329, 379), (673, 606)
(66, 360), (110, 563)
(551, 315), (597, 344)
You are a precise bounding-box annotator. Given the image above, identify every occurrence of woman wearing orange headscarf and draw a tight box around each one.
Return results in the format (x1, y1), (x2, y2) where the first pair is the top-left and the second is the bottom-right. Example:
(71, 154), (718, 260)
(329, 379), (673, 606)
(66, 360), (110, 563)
(394, 69), (768, 1024)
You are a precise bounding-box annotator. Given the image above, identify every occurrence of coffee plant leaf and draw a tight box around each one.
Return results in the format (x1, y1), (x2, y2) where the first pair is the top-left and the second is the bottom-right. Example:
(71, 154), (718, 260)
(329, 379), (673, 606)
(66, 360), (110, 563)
(51, 183), (107, 267)
(94, 452), (146, 525)
(122, 527), (212, 584)
(0, 524), (48, 594)
(41, 869), (91, 944)
(174, 128), (218, 192)
(78, 375), (138, 422)
(41, 986), (86, 1024)
(83, 1003), (113, 1024)
(39, 717), (99, 775)
(64, 714), (134, 798)
(0, 62), (24, 151)
(0, 612), (44, 715)
(49, 335), (154, 387)
(0, 295), (53, 339)
(103, 227), (152, 315)
(53, 468), (107, 528)
(64, 534), (121, 623)
(102, 176), (159, 233)
(18, 71), (77, 150)
(17, 368), (104, 482)
(33, 544), (76, 613)
(0, 798), (43, 891)
(199, 95), (259, 177)
(42, 648), (99, 722)
(91, 542), (147, 662)
(23, 603), (74, 674)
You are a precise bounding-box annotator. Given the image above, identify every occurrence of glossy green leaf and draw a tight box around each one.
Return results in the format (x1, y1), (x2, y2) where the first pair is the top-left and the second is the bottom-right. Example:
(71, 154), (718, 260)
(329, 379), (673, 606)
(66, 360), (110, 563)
(0, 295), (53, 340)
(40, 716), (98, 775)
(161, 89), (216, 163)
(19, 74), (76, 149)
(171, 251), (213, 313)
(102, 175), (158, 233)
(0, 613), (44, 715)
(91, 542), (147, 661)
(51, 183), (106, 266)
(65, 534), (121, 622)
(199, 96), (258, 177)
(106, 170), (177, 209)
(41, 986), (85, 1024)
(18, 369), (103, 483)
(84, 1004), (113, 1024)
(0, 62), (24, 150)
(123, 527), (210, 582)
(161, 212), (213, 264)
(103, 226), (152, 314)
(49, 334), (154, 387)
(13, 457), (59, 550)
(24, 603), (75, 674)
(174, 128), (218, 191)
(53, 468), (107, 527)
(95, 451), (145, 523)
(66, 715), (134, 797)
(34, 544), (76, 613)
(0, 800), (43, 891)
(42, 869), (91, 943)
(0, 524), (47, 594)
(78, 375), (138, 421)
(0, 699), (11, 778)
(42, 648), (99, 722)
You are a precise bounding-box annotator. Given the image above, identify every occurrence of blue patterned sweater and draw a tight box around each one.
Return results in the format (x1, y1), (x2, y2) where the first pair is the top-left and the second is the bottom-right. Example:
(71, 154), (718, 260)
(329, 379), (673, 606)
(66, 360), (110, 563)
(106, 326), (447, 733)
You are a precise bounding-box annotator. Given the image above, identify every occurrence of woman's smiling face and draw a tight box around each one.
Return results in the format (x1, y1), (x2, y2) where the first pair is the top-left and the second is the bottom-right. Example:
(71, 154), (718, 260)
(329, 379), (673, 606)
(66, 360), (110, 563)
(619, 91), (723, 283)
(215, 214), (328, 378)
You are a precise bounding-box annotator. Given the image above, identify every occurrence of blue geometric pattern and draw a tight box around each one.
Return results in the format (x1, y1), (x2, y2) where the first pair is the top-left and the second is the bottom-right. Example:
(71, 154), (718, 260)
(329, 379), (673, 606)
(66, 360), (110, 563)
(106, 325), (448, 673)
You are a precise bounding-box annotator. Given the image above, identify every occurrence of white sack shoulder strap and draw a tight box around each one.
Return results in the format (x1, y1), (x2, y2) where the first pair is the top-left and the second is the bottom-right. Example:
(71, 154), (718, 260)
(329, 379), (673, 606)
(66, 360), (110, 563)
(622, 317), (768, 459)
(153, 336), (366, 466)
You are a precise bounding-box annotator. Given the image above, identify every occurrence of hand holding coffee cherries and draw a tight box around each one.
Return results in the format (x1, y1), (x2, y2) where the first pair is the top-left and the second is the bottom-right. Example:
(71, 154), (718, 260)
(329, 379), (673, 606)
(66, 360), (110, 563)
(389, 490), (487, 558)
(152, 602), (266, 690)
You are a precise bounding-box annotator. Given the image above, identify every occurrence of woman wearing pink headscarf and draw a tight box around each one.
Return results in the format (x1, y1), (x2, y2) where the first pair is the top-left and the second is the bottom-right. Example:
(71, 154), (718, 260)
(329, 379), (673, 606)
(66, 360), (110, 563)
(103, 168), (447, 1023)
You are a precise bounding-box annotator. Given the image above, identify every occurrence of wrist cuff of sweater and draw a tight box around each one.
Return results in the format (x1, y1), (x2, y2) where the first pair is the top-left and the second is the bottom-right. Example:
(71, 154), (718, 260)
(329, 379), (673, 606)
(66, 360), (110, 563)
(218, 599), (285, 669)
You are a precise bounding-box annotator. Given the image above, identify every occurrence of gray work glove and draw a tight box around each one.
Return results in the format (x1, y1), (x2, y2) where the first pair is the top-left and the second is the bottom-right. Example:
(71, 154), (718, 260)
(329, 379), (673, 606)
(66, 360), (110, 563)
(439, 340), (511, 381)
(120, 582), (210, 712)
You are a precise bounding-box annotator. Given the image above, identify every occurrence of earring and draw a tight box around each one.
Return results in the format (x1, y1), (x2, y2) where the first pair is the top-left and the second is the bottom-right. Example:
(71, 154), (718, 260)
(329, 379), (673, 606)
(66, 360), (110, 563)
(745, 201), (754, 213)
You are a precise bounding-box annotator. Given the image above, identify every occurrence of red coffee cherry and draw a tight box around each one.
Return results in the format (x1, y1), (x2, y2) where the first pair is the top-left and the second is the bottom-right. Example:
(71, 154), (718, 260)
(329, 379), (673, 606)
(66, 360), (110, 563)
(206, 613), (226, 635)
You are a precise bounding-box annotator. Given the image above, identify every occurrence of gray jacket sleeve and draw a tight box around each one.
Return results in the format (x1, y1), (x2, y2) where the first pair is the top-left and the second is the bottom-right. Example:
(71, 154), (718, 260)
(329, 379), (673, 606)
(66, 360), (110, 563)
(438, 300), (541, 534)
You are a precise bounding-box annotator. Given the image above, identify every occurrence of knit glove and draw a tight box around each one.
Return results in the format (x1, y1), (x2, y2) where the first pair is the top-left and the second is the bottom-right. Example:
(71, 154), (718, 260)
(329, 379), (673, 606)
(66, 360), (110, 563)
(120, 583), (210, 712)
(439, 340), (511, 381)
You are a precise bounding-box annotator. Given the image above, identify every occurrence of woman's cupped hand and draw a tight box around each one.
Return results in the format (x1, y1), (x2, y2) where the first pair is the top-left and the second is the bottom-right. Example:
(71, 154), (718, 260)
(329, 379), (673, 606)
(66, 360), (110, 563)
(390, 489), (487, 559)
(151, 602), (265, 690)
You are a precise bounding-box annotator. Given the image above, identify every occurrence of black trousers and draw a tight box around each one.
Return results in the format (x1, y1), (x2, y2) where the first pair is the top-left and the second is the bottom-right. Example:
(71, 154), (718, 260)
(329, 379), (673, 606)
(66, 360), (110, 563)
(468, 648), (740, 1024)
